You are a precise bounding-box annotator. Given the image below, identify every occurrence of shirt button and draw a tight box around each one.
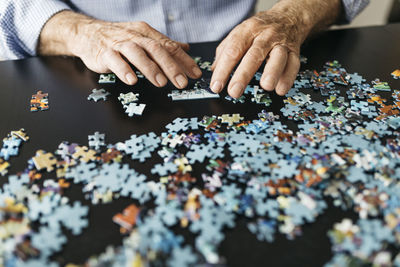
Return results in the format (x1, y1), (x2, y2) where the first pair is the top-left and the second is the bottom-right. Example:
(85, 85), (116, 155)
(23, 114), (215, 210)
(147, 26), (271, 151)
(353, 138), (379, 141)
(167, 13), (175, 22)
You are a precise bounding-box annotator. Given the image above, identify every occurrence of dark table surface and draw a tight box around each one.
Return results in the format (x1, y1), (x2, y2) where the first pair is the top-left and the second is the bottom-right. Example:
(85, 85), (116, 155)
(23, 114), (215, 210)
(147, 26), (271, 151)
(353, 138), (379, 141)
(1, 23), (400, 266)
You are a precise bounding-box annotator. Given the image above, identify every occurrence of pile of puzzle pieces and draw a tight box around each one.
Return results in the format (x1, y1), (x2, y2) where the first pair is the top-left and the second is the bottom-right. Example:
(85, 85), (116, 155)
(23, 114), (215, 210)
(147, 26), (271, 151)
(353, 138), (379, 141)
(0, 129), (29, 175)
(1, 56), (400, 267)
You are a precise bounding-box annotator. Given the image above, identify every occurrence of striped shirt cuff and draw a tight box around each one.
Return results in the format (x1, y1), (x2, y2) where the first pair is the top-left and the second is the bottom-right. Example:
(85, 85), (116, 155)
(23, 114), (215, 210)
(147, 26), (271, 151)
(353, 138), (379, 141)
(18, 1), (71, 56)
(341, 0), (370, 22)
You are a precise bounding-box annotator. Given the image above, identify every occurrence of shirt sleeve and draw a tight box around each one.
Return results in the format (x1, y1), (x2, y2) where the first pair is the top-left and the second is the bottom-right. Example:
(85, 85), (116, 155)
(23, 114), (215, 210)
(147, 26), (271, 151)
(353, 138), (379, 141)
(0, 1), (71, 60)
(341, 0), (370, 22)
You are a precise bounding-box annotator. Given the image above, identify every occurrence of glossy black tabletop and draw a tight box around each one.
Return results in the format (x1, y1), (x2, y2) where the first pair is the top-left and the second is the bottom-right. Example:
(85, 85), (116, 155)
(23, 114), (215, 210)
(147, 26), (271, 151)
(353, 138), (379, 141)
(1, 23), (400, 266)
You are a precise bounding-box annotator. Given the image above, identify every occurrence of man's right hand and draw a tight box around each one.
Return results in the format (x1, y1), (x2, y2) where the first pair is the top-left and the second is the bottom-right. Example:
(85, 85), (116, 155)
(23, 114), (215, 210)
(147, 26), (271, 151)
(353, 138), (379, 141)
(39, 11), (202, 88)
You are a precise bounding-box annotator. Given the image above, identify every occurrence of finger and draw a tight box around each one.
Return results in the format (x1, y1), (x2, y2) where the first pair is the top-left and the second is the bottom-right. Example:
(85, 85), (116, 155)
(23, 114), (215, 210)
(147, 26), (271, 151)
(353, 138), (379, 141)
(275, 52), (300, 96)
(177, 42), (190, 51)
(210, 32), (253, 93)
(117, 42), (168, 87)
(260, 45), (288, 91)
(227, 39), (270, 98)
(211, 39), (227, 71)
(102, 50), (137, 85)
(159, 39), (202, 79)
(137, 38), (188, 89)
(135, 23), (194, 73)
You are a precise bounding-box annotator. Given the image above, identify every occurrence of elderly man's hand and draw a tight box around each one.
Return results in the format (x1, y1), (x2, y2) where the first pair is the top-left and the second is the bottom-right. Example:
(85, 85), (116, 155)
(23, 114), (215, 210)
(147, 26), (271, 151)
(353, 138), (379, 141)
(210, 11), (306, 98)
(39, 11), (202, 88)
(210, 0), (341, 98)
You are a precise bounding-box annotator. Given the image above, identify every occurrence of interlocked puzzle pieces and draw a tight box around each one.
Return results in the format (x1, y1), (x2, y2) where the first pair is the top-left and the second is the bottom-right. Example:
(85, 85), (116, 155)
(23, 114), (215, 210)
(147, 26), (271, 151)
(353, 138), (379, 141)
(0, 129), (29, 175)
(168, 89), (219, 101)
(98, 73), (116, 83)
(72, 146), (97, 163)
(251, 93), (272, 106)
(225, 95), (246, 103)
(218, 114), (244, 126)
(30, 90), (49, 112)
(372, 78), (391, 91)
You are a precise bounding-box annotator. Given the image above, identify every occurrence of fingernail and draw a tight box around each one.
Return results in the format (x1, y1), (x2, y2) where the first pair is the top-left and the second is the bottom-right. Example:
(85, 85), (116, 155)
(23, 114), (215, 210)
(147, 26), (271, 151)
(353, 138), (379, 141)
(211, 81), (222, 93)
(155, 73), (167, 87)
(175, 74), (187, 88)
(230, 82), (244, 97)
(126, 73), (136, 85)
(192, 67), (202, 77)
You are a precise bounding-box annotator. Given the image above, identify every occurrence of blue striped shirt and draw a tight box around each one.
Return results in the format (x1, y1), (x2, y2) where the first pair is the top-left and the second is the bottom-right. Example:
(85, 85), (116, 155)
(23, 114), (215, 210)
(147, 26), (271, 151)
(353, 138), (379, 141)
(0, 0), (369, 60)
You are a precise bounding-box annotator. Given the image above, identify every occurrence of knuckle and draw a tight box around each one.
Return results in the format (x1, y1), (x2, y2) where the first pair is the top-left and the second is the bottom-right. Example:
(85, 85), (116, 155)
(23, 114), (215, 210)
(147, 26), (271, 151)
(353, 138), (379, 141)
(122, 41), (139, 50)
(111, 41), (123, 51)
(275, 45), (288, 54)
(247, 46), (266, 63)
(241, 19), (257, 30)
(143, 62), (159, 74)
(163, 60), (180, 74)
(293, 57), (301, 69)
(238, 70), (253, 82)
(112, 41), (129, 51)
(136, 21), (150, 29)
(163, 40), (180, 55)
(100, 48), (114, 59)
(264, 41), (275, 52)
(225, 46), (242, 61)
(148, 39), (162, 51)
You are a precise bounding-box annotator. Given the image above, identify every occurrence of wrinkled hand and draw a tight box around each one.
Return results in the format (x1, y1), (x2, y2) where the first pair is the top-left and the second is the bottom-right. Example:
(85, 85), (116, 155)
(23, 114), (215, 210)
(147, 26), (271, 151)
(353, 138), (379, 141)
(210, 10), (309, 98)
(72, 21), (202, 88)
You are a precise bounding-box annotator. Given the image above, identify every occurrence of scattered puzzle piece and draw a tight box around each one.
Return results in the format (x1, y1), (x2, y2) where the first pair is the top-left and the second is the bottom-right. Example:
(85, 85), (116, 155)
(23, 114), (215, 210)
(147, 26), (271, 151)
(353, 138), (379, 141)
(113, 204), (140, 233)
(88, 132), (106, 150)
(87, 88), (110, 102)
(30, 90), (49, 112)
(118, 92), (139, 105)
(391, 69), (400, 79)
(123, 103), (146, 117)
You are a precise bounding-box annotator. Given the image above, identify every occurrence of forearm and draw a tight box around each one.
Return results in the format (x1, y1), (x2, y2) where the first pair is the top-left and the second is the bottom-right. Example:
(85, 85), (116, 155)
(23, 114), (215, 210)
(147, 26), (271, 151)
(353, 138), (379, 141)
(0, 1), (71, 59)
(38, 10), (95, 56)
(258, 0), (342, 42)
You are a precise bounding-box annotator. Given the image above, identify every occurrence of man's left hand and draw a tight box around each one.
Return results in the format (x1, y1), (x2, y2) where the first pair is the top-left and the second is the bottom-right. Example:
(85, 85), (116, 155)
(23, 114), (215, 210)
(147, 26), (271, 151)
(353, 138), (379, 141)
(210, 8), (311, 98)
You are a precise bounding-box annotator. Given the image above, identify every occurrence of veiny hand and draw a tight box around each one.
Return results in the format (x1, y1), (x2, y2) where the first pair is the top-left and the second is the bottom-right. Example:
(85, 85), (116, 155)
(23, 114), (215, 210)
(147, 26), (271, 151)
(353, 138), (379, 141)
(210, 9), (310, 98)
(73, 20), (202, 88)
